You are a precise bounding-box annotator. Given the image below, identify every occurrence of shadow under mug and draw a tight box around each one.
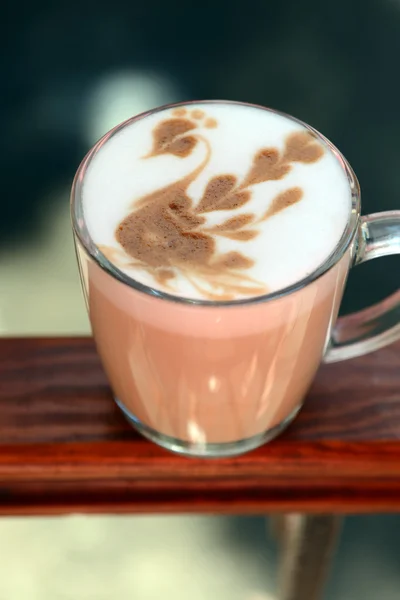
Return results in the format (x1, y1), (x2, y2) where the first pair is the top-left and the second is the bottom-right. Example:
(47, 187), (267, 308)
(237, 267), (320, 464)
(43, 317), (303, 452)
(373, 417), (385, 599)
(71, 100), (400, 458)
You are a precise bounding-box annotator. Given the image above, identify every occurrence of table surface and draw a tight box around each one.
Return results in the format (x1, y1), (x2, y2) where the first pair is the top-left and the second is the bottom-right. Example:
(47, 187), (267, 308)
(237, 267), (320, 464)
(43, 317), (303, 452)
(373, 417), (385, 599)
(0, 337), (400, 515)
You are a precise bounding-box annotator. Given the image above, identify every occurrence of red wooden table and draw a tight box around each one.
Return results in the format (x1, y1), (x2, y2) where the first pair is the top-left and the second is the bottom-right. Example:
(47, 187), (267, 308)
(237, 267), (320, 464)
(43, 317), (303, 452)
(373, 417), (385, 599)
(1, 336), (400, 515)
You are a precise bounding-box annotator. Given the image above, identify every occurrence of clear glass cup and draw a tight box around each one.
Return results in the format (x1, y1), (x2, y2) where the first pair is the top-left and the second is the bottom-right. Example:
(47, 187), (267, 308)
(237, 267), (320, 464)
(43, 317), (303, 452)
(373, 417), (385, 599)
(71, 100), (400, 458)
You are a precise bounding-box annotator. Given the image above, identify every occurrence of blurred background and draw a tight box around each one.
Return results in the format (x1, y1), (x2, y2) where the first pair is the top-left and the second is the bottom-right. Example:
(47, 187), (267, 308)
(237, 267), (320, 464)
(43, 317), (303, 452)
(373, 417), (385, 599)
(1, 0), (400, 598)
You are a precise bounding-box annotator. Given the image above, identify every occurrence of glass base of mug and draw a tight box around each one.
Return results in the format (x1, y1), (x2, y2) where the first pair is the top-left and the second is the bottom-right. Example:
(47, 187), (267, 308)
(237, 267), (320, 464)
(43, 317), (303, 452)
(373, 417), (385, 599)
(115, 398), (301, 458)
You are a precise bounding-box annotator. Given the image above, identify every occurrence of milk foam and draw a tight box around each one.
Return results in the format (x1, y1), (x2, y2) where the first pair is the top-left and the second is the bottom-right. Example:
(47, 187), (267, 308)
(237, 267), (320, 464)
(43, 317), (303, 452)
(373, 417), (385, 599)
(82, 102), (351, 300)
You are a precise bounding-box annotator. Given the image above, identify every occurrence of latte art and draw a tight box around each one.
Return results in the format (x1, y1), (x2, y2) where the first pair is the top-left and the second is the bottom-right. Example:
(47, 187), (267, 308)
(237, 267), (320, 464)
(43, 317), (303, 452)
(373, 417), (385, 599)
(83, 102), (350, 299)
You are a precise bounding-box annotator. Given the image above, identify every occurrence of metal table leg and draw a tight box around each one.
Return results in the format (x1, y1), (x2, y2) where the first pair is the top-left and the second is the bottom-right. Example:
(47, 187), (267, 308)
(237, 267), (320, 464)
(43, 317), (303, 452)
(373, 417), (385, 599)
(275, 514), (342, 600)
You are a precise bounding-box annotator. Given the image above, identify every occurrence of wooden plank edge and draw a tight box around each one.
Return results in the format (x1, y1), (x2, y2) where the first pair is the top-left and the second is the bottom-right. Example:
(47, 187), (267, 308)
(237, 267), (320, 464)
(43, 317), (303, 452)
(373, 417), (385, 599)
(1, 440), (400, 481)
(2, 484), (400, 516)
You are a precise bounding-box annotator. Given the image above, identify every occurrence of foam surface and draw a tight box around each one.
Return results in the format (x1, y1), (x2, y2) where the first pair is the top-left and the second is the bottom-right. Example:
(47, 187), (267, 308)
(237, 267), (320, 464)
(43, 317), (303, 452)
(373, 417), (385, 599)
(82, 102), (351, 299)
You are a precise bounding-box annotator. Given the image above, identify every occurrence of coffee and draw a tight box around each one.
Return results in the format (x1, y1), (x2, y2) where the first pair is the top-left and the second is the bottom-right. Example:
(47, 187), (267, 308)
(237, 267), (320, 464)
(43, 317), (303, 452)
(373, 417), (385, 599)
(75, 101), (353, 455)
(86, 259), (350, 447)
(82, 103), (350, 300)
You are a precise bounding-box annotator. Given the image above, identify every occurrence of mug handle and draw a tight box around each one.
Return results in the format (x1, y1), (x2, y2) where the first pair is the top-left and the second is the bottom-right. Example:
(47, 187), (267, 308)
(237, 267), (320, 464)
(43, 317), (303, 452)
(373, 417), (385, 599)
(324, 210), (400, 363)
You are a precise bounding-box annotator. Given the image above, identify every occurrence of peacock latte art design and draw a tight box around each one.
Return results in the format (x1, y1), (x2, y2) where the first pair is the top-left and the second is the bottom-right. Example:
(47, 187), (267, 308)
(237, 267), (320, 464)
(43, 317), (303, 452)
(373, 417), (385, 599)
(99, 107), (324, 300)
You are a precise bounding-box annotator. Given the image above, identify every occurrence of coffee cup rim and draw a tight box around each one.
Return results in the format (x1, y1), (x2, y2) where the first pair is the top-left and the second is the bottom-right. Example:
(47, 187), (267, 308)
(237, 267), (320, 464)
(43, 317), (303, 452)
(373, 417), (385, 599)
(71, 99), (361, 307)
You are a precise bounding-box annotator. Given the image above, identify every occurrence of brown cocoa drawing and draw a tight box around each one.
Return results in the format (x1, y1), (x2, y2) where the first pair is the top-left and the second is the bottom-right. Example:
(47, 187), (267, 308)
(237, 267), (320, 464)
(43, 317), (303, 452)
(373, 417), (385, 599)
(103, 107), (324, 300)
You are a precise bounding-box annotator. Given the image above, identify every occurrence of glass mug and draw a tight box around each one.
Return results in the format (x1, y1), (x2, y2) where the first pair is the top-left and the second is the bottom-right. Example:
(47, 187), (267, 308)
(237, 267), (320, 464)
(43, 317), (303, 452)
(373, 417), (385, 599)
(71, 101), (400, 458)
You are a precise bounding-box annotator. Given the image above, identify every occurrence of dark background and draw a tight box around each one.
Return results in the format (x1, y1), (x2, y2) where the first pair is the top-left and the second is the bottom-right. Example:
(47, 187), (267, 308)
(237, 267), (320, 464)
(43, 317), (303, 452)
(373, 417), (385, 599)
(2, 0), (399, 313)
